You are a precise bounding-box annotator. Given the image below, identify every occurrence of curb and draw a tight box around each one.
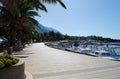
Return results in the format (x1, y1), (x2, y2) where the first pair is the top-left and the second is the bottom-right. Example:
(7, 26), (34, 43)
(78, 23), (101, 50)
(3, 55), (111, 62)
(25, 71), (33, 79)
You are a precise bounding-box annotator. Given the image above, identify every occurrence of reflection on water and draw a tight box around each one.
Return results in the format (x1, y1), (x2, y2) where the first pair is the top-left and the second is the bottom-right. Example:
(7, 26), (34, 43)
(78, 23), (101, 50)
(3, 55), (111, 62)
(114, 48), (120, 55)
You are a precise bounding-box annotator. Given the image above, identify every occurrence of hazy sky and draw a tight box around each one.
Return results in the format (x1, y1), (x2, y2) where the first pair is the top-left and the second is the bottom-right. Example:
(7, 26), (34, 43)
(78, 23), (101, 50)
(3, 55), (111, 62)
(35, 0), (120, 39)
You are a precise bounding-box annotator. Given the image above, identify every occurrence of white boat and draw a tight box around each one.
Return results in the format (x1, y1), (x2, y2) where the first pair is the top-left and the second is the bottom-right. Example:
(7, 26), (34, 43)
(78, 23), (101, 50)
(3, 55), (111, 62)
(65, 45), (92, 54)
(88, 45), (120, 57)
(93, 50), (111, 56)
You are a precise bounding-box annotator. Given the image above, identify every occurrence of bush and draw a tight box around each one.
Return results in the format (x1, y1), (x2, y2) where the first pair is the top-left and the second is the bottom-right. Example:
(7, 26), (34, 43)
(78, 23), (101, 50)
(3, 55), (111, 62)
(0, 53), (19, 69)
(5, 59), (13, 66)
(0, 61), (5, 69)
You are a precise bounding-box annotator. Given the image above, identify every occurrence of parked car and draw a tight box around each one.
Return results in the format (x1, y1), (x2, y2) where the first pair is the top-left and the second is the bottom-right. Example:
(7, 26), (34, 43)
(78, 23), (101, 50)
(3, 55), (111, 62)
(0, 37), (4, 45)
(0, 36), (8, 47)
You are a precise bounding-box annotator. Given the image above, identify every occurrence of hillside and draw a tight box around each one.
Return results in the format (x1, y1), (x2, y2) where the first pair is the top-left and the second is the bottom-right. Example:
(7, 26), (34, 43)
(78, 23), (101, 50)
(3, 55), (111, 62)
(35, 24), (60, 33)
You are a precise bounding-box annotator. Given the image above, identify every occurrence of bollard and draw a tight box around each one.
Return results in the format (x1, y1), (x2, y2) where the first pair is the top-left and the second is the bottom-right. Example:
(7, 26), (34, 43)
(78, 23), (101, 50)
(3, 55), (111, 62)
(7, 47), (13, 54)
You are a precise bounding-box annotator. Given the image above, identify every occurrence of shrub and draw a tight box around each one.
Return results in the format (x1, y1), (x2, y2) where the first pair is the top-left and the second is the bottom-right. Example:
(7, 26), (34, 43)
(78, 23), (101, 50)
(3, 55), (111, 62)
(5, 59), (13, 66)
(0, 61), (5, 69)
(0, 53), (19, 69)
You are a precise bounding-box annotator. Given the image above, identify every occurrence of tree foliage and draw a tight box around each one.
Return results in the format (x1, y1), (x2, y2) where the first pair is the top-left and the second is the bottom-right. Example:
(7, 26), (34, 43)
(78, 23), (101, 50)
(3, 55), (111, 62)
(38, 31), (63, 42)
(0, 0), (66, 46)
(0, 0), (66, 16)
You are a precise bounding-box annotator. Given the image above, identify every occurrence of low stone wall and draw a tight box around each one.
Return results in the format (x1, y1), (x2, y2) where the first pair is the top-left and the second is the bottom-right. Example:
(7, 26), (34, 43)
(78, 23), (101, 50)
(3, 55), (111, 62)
(0, 60), (25, 79)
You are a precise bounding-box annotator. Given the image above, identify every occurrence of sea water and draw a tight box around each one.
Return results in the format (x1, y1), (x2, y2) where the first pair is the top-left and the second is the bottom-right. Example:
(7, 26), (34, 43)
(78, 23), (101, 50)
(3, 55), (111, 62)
(114, 48), (120, 55)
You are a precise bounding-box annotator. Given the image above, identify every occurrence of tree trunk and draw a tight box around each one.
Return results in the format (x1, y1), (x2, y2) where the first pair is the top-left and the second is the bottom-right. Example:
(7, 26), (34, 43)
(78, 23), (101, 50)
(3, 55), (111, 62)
(10, 25), (16, 46)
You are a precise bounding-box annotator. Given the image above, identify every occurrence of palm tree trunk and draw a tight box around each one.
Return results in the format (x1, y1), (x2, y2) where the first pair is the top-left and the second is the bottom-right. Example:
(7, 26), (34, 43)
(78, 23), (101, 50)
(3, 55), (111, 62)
(10, 25), (17, 46)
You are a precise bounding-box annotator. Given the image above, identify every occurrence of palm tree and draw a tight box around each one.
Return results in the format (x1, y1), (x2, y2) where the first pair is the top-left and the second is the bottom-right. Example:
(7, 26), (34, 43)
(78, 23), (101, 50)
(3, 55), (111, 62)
(16, 2), (39, 45)
(0, 0), (66, 46)
(0, 1), (39, 46)
(0, 0), (66, 16)
(0, 6), (17, 45)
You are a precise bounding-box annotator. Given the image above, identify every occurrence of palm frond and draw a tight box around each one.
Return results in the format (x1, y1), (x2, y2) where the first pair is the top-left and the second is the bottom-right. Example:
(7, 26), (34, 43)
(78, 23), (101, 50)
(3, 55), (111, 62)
(41, 0), (67, 9)
(0, 0), (20, 16)
(42, 0), (57, 3)
(27, 17), (39, 26)
(38, 1), (47, 12)
(26, 11), (40, 17)
(57, 0), (67, 9)
(0, 6), (12, 25)
(27, 0), (47, 12)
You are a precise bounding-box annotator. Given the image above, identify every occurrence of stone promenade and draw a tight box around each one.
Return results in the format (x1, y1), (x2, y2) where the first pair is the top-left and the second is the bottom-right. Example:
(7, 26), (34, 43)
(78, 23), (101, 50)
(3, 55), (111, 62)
(15, 43), (120, 79)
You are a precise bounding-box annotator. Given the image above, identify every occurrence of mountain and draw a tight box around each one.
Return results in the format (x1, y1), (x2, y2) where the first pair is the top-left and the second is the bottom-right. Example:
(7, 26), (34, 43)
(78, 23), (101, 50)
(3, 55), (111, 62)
(35, 24), (60, 33)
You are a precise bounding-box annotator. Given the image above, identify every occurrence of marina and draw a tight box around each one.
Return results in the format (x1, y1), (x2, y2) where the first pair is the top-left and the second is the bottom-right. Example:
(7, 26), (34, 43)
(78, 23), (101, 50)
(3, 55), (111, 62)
(45, 41), (120, 61)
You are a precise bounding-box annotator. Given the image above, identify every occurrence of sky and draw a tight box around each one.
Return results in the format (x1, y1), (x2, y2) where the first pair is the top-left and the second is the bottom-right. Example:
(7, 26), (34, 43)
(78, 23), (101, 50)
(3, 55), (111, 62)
(35, 0), (120, 39)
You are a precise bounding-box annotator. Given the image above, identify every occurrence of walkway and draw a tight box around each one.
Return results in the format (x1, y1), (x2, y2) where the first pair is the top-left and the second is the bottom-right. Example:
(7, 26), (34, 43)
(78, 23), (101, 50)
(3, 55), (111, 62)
(15, 43), (120, 79)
